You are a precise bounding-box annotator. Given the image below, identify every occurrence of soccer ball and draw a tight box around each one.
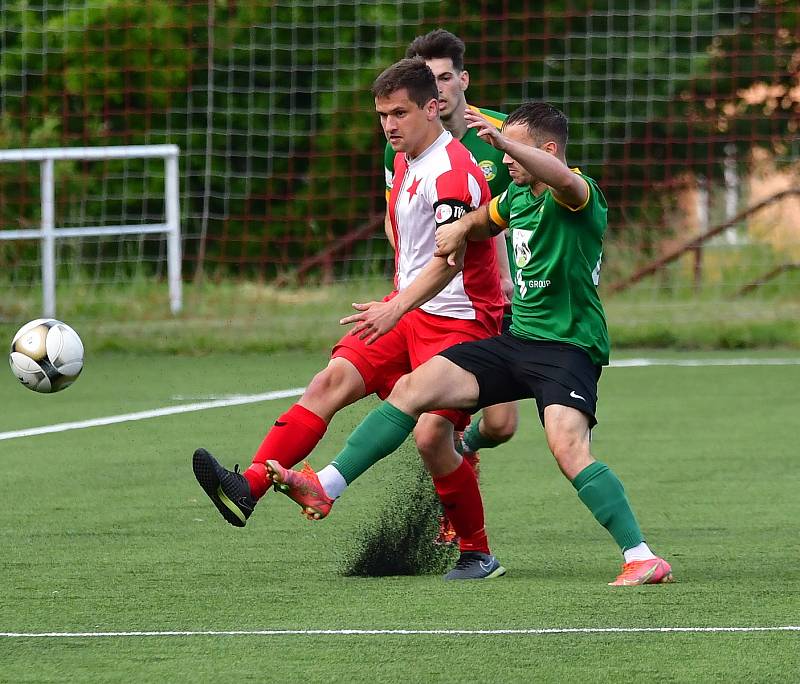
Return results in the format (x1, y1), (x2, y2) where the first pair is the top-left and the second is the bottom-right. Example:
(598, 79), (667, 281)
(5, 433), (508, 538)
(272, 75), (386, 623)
(8, 319), (84, 393)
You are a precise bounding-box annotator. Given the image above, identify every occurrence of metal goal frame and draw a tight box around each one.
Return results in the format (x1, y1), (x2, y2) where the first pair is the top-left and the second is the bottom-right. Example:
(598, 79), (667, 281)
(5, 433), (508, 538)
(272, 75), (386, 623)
(0, 144), (182, 316)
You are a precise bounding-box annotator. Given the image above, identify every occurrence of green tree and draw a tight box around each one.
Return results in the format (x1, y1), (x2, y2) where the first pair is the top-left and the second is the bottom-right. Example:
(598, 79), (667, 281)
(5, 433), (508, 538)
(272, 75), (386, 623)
(1, 1), (796, 283)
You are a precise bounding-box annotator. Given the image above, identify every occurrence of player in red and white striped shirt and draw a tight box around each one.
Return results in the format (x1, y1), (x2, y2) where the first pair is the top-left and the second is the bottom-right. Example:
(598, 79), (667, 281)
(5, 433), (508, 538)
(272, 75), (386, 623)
(193, 58), (505, 579)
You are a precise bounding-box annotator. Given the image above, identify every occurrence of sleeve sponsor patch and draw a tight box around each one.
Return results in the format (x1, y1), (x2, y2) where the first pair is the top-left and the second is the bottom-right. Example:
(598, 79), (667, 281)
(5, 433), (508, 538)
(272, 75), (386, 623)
(433, 199), (471, 227)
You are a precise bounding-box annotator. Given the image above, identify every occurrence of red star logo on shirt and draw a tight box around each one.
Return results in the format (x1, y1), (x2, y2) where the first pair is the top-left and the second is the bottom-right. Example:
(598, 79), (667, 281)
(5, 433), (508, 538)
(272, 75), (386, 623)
(406, 176), (421, 199)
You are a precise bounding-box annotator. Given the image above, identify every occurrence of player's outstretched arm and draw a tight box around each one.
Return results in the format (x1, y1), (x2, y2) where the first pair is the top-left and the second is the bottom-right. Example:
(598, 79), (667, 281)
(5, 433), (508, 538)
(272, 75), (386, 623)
(464, 109), (588, 209)
(340, 248), (465, 345)
(503, 140), (588, 209)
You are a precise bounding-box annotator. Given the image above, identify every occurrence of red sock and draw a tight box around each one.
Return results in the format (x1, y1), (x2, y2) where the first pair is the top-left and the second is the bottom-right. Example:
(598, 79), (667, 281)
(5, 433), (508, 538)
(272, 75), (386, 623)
(243, 404), (327, 499)
(432, 458), (490, 554)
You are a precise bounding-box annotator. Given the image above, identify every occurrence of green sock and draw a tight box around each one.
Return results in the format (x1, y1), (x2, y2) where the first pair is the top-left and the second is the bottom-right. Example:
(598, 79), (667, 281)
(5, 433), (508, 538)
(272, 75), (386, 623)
(571, 461), (644, 552)
(462, 416), (503, 452)
(331, 401), (417, 484)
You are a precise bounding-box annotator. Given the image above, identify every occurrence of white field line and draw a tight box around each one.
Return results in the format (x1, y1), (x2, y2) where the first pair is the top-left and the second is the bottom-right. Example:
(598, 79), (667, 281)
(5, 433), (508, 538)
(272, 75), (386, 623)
(1, 356), (799, 443)
(1, 626), (799, 639)
(610, 357), (800, 368)
(0, 388), (305, 442)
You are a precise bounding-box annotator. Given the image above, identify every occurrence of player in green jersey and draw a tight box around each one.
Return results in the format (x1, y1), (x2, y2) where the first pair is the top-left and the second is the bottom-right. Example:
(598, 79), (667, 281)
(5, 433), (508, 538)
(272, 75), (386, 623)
(387, 29), (520, 543)
(270, 101), (673, 585)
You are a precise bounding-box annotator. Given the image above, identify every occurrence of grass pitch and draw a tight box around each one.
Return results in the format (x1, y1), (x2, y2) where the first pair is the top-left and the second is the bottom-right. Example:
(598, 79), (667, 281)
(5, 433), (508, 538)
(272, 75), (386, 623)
(1, 350), (799, 682)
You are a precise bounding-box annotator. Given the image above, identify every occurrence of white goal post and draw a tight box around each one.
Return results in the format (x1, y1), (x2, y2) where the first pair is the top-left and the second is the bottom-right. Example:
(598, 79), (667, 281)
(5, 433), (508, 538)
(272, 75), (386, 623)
(0, 144), (182, 316)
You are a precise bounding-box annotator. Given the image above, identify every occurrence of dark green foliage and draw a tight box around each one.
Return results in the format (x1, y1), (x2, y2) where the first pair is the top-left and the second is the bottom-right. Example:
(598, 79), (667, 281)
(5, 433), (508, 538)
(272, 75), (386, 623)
(0, 1), (797, 281)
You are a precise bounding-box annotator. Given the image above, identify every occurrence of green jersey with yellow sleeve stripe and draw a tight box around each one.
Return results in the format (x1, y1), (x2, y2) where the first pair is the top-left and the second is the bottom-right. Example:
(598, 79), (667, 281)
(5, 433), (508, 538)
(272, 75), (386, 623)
(488, 171), (610, 365)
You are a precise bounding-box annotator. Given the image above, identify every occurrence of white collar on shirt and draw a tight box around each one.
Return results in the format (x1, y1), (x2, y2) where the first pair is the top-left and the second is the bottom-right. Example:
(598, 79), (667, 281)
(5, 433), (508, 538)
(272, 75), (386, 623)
(406, 129), (452, 165)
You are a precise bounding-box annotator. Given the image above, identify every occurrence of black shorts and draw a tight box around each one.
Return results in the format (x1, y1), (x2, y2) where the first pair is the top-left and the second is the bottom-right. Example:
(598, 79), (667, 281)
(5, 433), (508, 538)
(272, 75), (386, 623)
(438, 332), (602, 427)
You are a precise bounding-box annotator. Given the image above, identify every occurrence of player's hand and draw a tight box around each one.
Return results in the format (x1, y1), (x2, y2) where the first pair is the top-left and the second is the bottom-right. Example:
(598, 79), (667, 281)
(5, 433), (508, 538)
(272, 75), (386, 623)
(434, 218), (470, 266)
(340, 300), (403, 345)
(464, 109), (507, 150)
(500, 276), (514, 304)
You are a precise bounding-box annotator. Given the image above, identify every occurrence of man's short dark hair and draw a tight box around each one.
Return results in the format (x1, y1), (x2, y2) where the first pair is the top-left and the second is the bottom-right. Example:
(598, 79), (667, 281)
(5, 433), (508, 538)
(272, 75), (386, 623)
(372, 57), (438, 109)
(505, 102), (569, 149)
(405, 29), (466, 72)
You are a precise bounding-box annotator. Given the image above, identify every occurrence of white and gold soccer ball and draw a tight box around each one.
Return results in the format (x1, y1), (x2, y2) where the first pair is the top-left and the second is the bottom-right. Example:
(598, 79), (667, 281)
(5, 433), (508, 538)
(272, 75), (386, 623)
(9, 319), (84, 393)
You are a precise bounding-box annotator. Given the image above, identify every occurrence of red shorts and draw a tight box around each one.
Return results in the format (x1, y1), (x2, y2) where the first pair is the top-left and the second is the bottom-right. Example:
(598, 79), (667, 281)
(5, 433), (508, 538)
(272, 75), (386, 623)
(332, 307), (499, 429)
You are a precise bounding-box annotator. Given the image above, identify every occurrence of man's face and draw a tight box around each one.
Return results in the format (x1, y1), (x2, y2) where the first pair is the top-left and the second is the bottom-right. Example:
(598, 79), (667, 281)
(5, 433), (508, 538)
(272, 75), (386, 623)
(502, 122), (558, 186)
(376, 88), (438, 156)
(424, 57), (468, 121)
(502, 123), (536, 186)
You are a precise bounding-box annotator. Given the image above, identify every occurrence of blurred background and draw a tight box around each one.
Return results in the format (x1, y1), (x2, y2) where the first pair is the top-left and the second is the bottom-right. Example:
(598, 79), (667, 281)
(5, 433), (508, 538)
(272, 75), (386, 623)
(0, 0), (798, 352)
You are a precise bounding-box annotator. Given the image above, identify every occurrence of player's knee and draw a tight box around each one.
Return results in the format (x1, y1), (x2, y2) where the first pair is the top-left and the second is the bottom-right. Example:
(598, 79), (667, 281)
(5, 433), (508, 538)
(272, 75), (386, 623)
(304, 365), (358, 406)
(304, 368), (335, 400)
(549, 433), (576, 460)
(388, 373), (425, 414)
(413, 425), (440, 460)
(413, 422), (459, 475)
(482, 410), (518, 443)
(548, 433), (591, 477)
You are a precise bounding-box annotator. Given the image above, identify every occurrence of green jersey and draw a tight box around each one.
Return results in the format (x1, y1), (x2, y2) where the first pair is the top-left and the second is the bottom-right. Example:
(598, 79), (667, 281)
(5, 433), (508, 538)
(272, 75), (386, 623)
(488, 171), (610, 365)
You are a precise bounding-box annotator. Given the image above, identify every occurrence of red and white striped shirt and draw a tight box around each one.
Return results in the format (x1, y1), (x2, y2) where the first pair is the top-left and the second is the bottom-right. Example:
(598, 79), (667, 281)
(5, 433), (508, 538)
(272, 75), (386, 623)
(387, 130), (503, 333)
